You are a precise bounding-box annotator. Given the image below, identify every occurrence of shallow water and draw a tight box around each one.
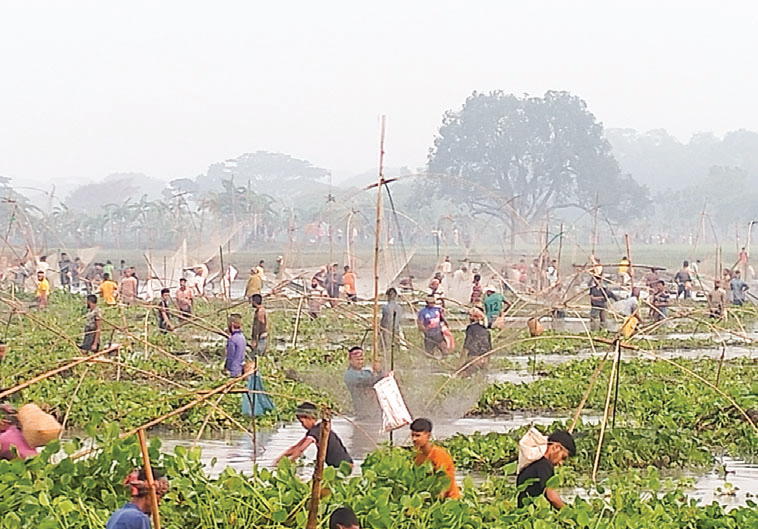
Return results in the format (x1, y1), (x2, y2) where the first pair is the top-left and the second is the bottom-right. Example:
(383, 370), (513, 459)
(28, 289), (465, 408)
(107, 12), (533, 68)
(686, 457), (758, 508)
(155, 414), (757, 508)
(157, 413), (582, 477)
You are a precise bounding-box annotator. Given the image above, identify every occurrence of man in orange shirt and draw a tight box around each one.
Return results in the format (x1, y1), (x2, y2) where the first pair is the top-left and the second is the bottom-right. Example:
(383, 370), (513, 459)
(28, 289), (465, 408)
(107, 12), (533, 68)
(410, 418), (461, 499)
(342, 265), (357, 303)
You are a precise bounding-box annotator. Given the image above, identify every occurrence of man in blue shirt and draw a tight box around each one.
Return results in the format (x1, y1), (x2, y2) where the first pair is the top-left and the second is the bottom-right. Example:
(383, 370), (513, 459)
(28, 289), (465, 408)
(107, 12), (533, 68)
(224, 313), (246, 377)
(417, 295), (448, 356)
(106, 469), (169, 529)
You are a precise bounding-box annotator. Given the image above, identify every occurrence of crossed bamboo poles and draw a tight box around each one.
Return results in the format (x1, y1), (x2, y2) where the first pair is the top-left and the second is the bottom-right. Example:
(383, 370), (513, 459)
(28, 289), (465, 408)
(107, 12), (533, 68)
(0, 256), (756, 496)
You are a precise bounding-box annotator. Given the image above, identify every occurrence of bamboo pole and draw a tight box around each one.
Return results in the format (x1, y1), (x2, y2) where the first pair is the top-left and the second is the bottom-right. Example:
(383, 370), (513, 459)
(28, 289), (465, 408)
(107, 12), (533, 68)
(372, 115), (386, 366)
(305, 408), (331, 529)
(624, 233), (633, 290)
(291, 295), (305, 348)
(557, 222), (564, 281)
(591, 191), (599, 255)
(59, 364), (92, 433)
(0, 344), (120, 400)
(219, 246), (226, 301)
(715, 345), (726, 388)
(121, 371), (252, 438)
(592, 339), (621, 482)
(569, 350), (609, 434)
(137, 429), (162, 529)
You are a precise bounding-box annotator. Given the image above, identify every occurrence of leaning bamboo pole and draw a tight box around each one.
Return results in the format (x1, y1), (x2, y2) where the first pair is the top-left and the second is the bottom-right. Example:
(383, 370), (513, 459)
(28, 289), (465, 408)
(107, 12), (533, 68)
(592, 340), (621, 483)
(305, 408), (331, 529)
(0, 344), (120, 400)
(121, 371), (253, 438)
(137, 429), (162, 529)
(371, 115), (386, 366)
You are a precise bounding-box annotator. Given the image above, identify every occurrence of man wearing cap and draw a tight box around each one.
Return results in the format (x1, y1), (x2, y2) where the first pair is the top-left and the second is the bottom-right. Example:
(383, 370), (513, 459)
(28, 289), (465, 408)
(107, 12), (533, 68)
(275, 402), (353, 470)
(343, 346), (384, 419)
(106, 468), (170, 529)
(516, 430), (575, 509)
(482, 286), (508, 329)
(417, 295), (448, 356)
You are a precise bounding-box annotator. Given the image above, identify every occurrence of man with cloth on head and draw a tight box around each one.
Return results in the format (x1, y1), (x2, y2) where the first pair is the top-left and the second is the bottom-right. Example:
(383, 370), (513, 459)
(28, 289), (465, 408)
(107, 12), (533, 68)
(106, 468), (169, 529)
(516, 430), (575, 509)
(343, 346), (384, 419)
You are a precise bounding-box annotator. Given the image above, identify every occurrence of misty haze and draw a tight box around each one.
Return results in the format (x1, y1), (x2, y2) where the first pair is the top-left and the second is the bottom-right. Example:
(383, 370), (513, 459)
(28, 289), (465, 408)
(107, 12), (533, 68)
(0, 2), (757, 528)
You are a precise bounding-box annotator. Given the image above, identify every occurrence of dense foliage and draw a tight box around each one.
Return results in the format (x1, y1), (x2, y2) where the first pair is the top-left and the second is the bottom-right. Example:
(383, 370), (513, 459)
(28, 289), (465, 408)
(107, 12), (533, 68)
(1, 428), (756, 529)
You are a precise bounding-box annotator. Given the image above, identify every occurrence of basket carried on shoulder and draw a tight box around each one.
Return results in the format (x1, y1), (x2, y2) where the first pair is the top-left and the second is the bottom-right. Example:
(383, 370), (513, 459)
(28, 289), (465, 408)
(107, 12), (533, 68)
(17, 403), (62, 447)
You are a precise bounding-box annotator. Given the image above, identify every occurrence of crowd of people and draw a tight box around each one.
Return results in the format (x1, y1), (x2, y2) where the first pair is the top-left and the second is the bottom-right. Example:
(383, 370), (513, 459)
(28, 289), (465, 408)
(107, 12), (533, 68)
(586, 252), (753, 331)
(12, 248), (754, 524)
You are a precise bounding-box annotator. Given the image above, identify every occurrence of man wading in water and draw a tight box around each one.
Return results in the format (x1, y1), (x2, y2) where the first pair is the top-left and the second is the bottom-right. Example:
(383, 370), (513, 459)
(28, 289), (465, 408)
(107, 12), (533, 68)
(517, 430), (575, 509)
(275, 402), (353, 470)
(410, 418), (461, 499)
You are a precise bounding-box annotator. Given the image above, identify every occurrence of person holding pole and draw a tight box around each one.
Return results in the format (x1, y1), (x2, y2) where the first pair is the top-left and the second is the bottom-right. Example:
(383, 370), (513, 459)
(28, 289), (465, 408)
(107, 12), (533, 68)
(343, 346), (384, 419)
(106, 468), (169, 529)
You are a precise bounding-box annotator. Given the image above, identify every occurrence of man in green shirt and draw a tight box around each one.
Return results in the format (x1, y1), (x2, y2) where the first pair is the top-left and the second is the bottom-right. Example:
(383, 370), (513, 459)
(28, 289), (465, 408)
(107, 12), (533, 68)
(483, 286), (509, 329)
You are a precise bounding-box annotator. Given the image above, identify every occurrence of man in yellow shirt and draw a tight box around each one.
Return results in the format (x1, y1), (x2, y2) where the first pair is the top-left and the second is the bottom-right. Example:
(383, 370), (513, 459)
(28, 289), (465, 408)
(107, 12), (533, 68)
(99, 273), (119, 305)
(35, 271), (50, 309)
(244, 268), (262, 304)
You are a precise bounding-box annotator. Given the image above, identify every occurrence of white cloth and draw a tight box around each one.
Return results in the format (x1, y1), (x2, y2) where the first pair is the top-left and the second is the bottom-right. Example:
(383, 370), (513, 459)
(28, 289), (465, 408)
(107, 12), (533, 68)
(373, 372), (412, 433)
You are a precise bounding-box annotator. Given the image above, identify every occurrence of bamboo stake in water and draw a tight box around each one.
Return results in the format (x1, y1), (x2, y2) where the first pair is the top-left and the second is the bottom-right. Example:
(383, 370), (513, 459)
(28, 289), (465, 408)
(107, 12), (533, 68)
(715, 345), (726, 388)
(291, 295), (304, 348)
(389, 312), (396, 447)
(569, 350), (609, 434)
(372, 116), (386, 366)
(592, 340), (621, 483)
(137, 429), (162, 529)
(306, 409), (331, 529)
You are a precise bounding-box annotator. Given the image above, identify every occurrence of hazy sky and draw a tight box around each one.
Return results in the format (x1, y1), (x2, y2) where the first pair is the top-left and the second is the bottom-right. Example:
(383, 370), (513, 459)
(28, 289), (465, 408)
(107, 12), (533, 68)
(1, 0), (756, 193)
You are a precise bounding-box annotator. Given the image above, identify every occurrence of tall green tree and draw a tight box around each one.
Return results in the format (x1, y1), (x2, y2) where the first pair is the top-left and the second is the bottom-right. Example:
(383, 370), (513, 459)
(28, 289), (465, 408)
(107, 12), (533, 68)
(426, 91), (649, 244)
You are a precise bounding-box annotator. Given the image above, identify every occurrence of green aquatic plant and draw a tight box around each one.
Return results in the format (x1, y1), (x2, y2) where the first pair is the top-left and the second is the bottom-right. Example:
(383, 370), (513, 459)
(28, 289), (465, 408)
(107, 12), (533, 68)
(1, 429), (757, 529)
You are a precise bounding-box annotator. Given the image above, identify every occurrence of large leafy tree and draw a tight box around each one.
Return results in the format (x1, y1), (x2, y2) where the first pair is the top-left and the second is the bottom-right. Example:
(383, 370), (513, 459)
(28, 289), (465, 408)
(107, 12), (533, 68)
(426, 91), (649, 244)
